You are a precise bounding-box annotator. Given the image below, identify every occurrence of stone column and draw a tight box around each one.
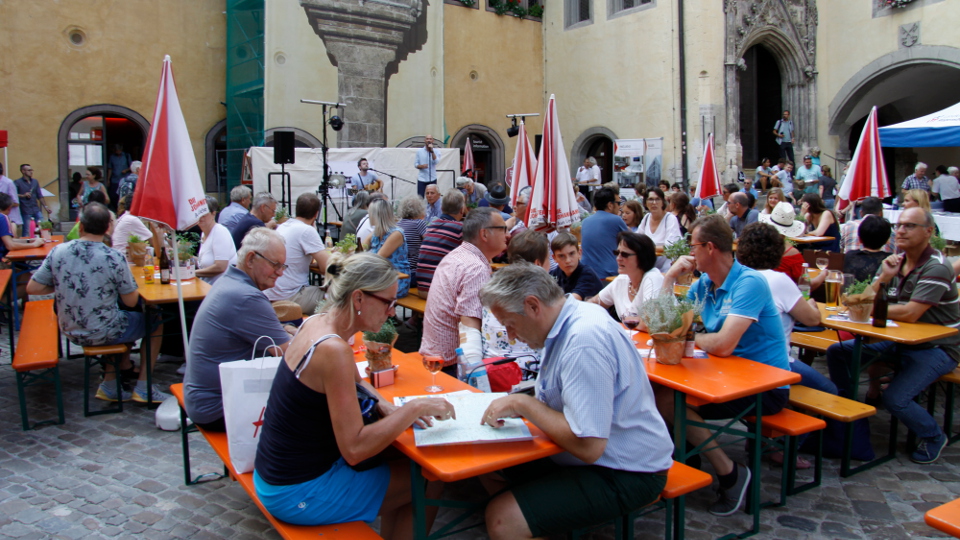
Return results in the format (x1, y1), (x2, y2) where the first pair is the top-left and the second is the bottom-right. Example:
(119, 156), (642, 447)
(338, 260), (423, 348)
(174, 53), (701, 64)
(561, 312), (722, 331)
(301, 0), (424, 147)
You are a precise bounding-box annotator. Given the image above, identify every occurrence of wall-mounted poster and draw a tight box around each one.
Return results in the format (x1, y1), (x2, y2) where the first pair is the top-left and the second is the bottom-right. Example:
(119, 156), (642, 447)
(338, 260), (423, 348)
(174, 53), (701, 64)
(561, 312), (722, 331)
(643, 138), (663, 188)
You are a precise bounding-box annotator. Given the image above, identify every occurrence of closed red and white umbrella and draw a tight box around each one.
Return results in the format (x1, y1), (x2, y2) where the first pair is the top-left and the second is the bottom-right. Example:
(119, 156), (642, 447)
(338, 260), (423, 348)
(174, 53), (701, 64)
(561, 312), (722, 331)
(527, 95), (580, 231)
(509, 120), (537, 209)
(462, 136), (475, 175)
(836, 106), (890, 212)
(693, 133), (722, 202)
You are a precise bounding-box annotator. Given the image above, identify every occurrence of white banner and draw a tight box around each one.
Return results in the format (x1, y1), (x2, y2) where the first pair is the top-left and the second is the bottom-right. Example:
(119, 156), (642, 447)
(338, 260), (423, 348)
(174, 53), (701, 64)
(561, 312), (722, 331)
(614, 139), (645, 158)
(643, 138), (664, 187)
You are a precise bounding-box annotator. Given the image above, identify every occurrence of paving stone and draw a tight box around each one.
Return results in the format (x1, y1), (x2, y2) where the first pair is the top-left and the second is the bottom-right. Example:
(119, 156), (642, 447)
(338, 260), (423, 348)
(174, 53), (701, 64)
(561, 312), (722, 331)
(895, 471), (929, 482)
(123, 521), (148, 534)
(133, 479), (166, 494)
(133, 494), (157, 507)
(777, 514), (817, 532)
(844, 485), (886, 502)
(821, 521), (864, 539)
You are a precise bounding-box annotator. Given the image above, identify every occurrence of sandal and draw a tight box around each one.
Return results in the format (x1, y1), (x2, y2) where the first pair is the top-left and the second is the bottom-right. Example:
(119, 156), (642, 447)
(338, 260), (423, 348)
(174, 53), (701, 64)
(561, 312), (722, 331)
(769, 451), (812, 470)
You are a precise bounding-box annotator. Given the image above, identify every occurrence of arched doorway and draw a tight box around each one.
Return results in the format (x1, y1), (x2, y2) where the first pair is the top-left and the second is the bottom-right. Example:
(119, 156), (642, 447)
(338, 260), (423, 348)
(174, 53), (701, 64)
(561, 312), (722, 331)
(738, 44), (783, 169)
(829, 47), (960, 189)
(570, 127), (618, 185)
(450, 125), (505, 188)
(205, 120), (227, 195)
(58, 105), (149, 220)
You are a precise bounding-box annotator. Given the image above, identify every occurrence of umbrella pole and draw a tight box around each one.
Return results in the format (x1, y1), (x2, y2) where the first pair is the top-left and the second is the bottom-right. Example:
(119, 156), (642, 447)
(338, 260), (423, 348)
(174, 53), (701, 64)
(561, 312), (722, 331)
(169, 230), (191, 358)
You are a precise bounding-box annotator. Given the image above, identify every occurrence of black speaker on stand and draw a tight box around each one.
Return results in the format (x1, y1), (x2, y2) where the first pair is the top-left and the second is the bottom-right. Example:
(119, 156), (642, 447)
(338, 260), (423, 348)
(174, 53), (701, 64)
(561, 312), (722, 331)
(269, 131), (295, 213)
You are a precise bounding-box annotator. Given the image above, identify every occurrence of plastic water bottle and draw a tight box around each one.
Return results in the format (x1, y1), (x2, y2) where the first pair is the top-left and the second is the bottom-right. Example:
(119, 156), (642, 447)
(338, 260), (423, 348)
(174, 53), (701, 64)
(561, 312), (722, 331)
(456, 347), (468, 381)
(28, 217), (36, 239)
(798, 264), (811, 300)
(458, 347), (491, 392)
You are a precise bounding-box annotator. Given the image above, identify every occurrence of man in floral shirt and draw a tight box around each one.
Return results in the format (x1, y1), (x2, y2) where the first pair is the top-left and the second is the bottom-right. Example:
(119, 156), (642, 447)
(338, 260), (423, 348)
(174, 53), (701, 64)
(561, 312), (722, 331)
(27, 202), (167, 404)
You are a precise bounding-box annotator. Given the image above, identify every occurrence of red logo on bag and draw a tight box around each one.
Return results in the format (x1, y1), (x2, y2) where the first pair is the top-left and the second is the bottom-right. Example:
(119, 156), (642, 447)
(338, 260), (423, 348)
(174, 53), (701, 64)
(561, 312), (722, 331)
(252, 407), (266, 437)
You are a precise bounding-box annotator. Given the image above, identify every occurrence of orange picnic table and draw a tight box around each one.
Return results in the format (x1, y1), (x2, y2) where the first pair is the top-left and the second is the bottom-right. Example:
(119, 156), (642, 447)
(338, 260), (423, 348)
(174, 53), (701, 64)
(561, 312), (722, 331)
(926, 497), (960, 538)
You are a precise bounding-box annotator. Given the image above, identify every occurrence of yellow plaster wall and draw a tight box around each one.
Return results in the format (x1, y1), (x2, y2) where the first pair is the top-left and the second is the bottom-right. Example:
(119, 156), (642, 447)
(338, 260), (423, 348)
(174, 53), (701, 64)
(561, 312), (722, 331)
(0, 0), (226, 206)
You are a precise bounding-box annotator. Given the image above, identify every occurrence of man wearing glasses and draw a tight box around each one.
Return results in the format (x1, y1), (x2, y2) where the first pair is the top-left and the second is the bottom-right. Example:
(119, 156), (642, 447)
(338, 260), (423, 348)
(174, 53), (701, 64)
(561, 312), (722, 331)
(660, 214), (790, 516)
(827, 207), (960, 464)
(580, 187), (627, 278)
(421, 208), (508, 374)
(184, 228), (295, 432)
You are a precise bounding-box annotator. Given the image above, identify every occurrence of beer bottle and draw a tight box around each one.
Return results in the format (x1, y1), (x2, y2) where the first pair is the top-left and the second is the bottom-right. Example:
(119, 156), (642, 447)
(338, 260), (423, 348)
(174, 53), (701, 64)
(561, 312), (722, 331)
(872, 282), (888, 328)
(159, 246), (171, 285)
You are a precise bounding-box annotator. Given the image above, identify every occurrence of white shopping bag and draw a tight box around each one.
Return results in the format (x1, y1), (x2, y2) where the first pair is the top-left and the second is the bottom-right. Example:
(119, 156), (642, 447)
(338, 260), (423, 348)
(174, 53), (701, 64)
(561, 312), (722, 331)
(219, 337), (283, 475)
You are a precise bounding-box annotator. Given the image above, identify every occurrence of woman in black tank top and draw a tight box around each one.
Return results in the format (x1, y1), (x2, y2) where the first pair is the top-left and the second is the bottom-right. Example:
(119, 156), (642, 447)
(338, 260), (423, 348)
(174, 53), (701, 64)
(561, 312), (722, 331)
(253, 252), (454, 532)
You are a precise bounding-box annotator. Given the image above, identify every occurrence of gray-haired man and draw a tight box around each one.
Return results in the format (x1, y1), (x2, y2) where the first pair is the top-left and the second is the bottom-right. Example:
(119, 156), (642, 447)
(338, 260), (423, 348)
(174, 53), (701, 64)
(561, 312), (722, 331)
(219, 185), (253, 228)
(477, 263), (673, 540)
(228, 191), (278, 248)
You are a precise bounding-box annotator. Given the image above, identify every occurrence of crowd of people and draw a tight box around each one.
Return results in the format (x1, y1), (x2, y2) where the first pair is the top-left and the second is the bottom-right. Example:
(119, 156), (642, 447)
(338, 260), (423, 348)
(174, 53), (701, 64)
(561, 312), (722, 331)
(10, 137), (960, 540)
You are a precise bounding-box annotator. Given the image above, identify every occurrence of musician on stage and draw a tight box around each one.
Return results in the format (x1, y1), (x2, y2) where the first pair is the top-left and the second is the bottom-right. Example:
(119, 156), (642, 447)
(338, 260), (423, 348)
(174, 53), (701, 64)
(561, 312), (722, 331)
(351, 158), (381, 193)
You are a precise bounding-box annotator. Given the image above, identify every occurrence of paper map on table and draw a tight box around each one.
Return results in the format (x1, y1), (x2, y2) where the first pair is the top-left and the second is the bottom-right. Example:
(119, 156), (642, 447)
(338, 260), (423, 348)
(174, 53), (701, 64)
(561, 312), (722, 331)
(826, 315), (899, 327)
(394, 392), (534, 447)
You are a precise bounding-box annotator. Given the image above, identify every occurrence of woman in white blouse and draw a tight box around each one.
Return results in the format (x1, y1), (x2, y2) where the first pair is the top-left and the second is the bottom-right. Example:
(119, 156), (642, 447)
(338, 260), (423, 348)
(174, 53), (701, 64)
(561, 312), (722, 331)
(588, 231), (663, 328)
(196, 196), (238, 284)
(637, 188), (682, 246)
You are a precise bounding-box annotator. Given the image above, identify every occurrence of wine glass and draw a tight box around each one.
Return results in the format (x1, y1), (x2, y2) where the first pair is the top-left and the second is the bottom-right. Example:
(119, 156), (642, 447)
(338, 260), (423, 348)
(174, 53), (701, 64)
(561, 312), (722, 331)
(839, 273), (856, 316)
(422, 354), (443, 393)
(816, 257), (829, 272)
(622, 305), (641, 335)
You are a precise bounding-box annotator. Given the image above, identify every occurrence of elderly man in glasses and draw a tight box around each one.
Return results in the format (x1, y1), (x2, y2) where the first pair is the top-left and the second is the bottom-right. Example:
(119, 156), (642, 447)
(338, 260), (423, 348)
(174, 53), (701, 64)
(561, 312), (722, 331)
(827, 207), (960, 464)
(183, 227), (296, 432)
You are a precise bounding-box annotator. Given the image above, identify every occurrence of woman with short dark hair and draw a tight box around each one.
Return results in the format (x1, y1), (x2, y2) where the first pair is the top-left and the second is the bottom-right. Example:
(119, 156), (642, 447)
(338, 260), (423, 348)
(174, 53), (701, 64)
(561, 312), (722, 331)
(588, 231), (662, 326)
(843, 215), (892, 282)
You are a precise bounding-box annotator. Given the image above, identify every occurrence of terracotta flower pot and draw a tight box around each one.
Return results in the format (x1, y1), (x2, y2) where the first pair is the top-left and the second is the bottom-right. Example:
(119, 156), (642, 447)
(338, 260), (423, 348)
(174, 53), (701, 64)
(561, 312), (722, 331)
(651, 333), (685, 365)
(128, 243), (147, 266)
(363, 335), (398, 372)
(846, 303), (873, 323)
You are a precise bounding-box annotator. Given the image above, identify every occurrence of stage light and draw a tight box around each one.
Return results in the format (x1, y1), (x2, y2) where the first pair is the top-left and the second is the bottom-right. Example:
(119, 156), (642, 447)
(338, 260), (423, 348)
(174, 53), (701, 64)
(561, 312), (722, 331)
(328, 115), (344, 131)
(507, 118), (519, 137)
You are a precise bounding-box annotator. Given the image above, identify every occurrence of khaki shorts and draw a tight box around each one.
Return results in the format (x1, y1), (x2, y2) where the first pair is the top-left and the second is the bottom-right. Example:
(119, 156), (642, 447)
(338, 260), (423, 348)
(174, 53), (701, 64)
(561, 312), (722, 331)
(288, 285), (325, 316)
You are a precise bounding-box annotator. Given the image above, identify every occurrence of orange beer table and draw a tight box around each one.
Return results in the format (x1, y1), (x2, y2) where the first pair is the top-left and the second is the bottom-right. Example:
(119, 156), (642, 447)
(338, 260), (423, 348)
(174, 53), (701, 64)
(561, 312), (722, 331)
(361, 350), (561, 539)
(926, 497), (960, 538)
(632, 330), (800, 538)
(134, 270), (211, 405)
(7, 237), (62, 330)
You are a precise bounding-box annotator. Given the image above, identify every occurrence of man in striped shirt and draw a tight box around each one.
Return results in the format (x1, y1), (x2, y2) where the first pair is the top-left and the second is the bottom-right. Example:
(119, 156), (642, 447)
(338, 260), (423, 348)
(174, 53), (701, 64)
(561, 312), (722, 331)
(415, 189), (466, 298)
(827, 207), (960, 464)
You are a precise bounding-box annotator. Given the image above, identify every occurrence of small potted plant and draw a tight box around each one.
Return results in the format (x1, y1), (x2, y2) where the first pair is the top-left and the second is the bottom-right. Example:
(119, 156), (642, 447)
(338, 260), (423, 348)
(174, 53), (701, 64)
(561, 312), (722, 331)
(663, 236), (693, 285)
(127, 234), (148, 266)
(174, 233), (198, 280)
(333, 234), (358, 255)
(363, 319), (398, 373)
(639, 290), (704, 365)
(39, 220), (54, 241)
(841, 278), (875, 323)
(275, 205), (290, 225)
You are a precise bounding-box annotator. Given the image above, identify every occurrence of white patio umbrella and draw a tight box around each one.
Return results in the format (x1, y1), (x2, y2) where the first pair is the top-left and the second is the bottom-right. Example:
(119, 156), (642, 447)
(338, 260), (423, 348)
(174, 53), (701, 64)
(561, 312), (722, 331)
(509, 120), (537, 210)
(836, 106), (891, 213)
(527, 95), (581, 231)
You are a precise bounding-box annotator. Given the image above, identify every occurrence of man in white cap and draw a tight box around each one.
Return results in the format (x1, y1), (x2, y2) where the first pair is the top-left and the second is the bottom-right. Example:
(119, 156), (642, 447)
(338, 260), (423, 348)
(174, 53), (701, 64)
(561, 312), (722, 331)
(117, 161), (141, 201)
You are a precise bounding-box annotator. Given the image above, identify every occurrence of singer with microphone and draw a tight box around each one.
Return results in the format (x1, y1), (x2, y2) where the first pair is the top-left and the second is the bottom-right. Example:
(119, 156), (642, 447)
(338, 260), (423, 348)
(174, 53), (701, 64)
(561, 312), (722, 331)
(351, 158), (381, 193)
(415, 134), (439, 197)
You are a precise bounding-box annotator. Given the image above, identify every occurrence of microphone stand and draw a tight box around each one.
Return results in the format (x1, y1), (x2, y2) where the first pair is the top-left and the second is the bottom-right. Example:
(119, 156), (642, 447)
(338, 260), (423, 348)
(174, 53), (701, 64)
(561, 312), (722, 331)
(369, 168), (417, 201)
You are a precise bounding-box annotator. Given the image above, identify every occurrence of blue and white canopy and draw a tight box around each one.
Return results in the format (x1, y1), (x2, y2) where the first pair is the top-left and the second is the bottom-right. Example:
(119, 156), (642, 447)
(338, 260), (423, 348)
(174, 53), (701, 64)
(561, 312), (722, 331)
(878, 101), (960, 148)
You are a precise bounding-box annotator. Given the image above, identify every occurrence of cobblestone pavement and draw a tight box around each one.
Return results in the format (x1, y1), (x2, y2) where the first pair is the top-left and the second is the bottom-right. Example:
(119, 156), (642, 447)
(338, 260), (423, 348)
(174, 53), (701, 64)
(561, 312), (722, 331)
(2, 336), (958, 539)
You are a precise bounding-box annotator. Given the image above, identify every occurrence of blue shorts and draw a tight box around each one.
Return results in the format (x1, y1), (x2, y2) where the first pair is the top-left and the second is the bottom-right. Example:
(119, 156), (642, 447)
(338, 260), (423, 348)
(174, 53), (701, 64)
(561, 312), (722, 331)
(104, 312), (162, 345)
(253, 458), (390, 526)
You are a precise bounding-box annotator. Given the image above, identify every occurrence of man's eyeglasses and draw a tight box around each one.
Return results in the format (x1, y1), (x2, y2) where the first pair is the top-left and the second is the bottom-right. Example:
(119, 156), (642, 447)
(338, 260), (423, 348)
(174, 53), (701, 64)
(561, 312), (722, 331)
(485, 226), (508, 232)
(612, 250), (636, 258)
(893, 222), (926, 231)
(364, 291), (397, 311)
(689, 242), (708, 249)
(254, 251), (289, 272)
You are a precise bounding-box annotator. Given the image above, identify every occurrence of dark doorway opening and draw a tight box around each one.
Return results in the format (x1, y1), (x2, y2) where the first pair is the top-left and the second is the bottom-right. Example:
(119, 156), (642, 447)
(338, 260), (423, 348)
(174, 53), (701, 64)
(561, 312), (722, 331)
(739, 44), (782, 169)
(463, 134), (494, 187)
(585, 137), (614, 185)
(66, 115), (143, 213)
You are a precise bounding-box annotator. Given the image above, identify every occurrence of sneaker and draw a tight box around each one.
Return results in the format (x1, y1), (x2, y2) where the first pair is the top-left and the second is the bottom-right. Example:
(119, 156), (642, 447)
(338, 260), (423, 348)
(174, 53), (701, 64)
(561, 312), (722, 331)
(709, 463), (752, 516)
(176, 363), (187, 375)
(911, 431), (947, 464)
(132, 384), (172, 404)
(96, 382), (132, 402)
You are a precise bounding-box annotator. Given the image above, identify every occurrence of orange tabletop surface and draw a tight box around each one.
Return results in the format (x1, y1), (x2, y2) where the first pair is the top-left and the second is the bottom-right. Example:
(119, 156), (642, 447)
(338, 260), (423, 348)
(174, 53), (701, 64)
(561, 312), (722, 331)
(926, 497), (960, 538)
(816, 302), (958, 345)
(6, 238), (62, 261)
(789, 235), (835, 244)
(365, 351), (562, 483)
(632, 331), (800, 404)
(490, 262), (507, 271)
(133, 269), (211, 304)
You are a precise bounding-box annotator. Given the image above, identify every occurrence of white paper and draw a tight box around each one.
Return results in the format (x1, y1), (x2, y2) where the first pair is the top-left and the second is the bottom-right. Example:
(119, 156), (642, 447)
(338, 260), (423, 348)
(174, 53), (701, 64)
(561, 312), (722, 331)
(394, 392), (534, 447)
(826, 315), (899, 327)
(69, 145), (87, 166)
(86, 145), (102, 166)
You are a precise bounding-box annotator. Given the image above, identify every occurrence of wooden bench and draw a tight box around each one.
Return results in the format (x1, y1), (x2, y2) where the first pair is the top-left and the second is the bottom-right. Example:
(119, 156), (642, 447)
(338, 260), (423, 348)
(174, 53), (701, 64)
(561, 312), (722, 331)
(923, 367), (960, 446)
(82, 343), (130, 417)
(788, 384), (879, 477)
(789, 330), (839, 354)
(397, 288), (427, 316)
(925, 497), (960, 538)
(12, 299), (63, 430)
(0, 268), (14, 354)
(169, 384), (382, 540)
(747, 408), (826, 506)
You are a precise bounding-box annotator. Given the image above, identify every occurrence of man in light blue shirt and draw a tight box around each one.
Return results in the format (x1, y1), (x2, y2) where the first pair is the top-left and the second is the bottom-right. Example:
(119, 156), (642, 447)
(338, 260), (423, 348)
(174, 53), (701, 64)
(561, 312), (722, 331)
(795, 155), (822, 194)
(414, 135), (438, 197)
(478, 264), (673, 539)
(661, 214), (790, 517)
(218, 185), (252, 228)
(424, 184), (442, 223)
(579, 187), (627, 278)
(773, 109), (795, 163)
(350, 158), (379, 193)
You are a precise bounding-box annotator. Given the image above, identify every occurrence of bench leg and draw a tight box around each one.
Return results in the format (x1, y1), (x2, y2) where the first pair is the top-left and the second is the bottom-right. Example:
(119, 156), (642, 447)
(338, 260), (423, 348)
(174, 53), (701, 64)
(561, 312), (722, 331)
(15, 371), (30, 431)
(15, 366), (66, 431)
(83, 354), (124, 417)
(787, 430), (822, 497)
(945, 381), (959, 445)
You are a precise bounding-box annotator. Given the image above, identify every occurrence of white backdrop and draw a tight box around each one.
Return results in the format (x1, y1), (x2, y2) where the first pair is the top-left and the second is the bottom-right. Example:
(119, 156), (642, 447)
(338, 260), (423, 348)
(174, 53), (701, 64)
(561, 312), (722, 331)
(249, 147), (461, 222)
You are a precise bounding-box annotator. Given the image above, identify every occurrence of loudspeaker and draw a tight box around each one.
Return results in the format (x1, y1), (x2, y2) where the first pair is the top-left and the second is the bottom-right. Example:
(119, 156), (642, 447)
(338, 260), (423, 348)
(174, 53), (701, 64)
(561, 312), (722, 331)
(274, 131), (295, 165)
(535, 135), (542, 156)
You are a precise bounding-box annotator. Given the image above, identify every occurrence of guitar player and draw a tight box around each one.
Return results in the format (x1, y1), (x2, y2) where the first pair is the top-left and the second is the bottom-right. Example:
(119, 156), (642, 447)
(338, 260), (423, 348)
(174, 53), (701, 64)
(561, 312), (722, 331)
(351, 158), (382, 193)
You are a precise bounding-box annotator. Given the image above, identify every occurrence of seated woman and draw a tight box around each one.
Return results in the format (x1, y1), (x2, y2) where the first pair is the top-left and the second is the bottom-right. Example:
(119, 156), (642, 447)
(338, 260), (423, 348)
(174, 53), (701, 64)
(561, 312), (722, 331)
(638, 188), (682, 247)
(761, 188), (785, 215)
(196, 196), (237, 284)
(755, 157), (774, 191)
(736, 222), (838, 468)
(364, 199), (411, 298)
(480, 229), (547, 377)
(254, 252), (453, 531)
(800, 193), (841, 252)
(904, 189), (941, 236)
(341, 191), (371, 239)
(588, 231), (663, 328)
(758, 202), (807, 282)
(620, 199), (643, 232)
(668, 191), (697, 236)
(843, 215), (891, 283)
(396, 196), (427, 284)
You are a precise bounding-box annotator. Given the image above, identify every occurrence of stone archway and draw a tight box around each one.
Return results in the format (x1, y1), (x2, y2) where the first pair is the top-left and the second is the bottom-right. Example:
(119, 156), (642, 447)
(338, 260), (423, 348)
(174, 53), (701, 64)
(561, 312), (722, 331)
(570, 126), (618, 183)
(450, 125), (505, 187)
(57, 104), (150, 222)
(723, 0), (818, 173)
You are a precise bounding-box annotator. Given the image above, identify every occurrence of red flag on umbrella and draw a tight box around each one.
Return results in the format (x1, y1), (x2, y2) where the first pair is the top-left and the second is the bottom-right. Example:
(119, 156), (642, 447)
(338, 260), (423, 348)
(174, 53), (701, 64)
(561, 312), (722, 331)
(509, 120), (537, 210)
(130, 55), (209, 230)
(837, 106), (890, 212)
(462, 136), (475, 175)
(693, 133), (721, 202)
(528, 95), (580, 231)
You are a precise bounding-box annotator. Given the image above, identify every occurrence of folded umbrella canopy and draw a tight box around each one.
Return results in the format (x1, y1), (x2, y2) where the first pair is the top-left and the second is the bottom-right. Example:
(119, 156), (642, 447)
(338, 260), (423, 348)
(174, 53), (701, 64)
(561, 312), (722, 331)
(693, 133), (722, 202)
(837, 106), (891, 212)
(527, 95), (581, 232)
(509, 120), (537, 211)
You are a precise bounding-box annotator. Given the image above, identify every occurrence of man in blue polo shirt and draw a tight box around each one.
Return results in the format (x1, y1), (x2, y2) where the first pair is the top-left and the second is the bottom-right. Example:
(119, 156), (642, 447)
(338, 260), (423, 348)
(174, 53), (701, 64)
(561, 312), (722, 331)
(660, 214), (790, 517)
(580, 187), (627, 278)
